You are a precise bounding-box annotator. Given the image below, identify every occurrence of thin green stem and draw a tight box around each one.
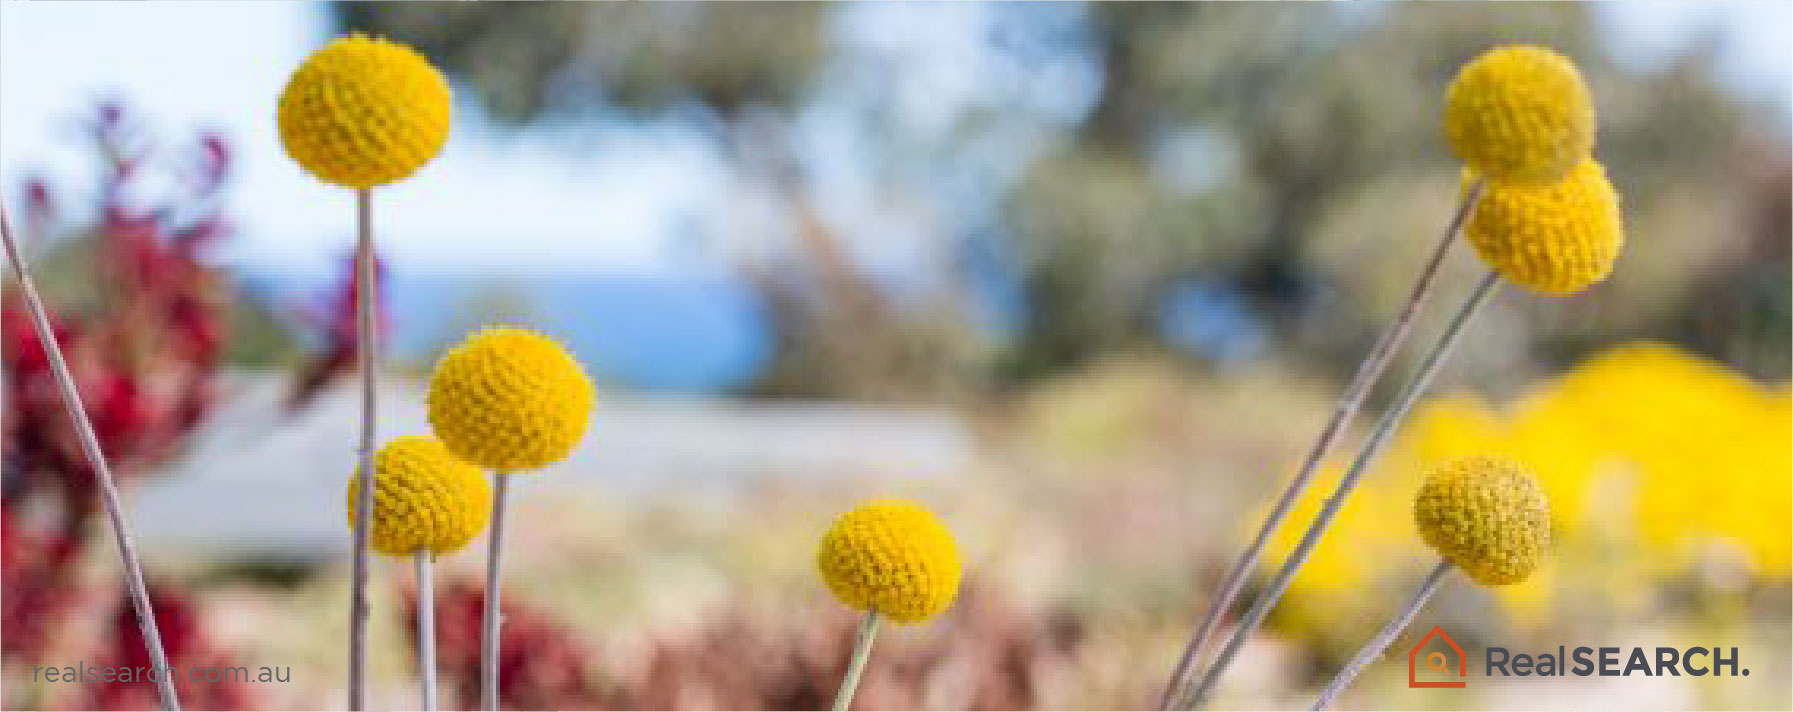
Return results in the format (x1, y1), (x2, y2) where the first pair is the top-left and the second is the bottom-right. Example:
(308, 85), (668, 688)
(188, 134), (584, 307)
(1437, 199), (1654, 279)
(832, 611), (883, 711)
(482, 471), (513, 711)
(417, 552), (438, 712)
(2, 202), (182, 711)
(348, 188), (377, 711)
(1311, 560), (1454, 710)
(1186, 271), (1502, 709)
(1162, 181), (1484, 709)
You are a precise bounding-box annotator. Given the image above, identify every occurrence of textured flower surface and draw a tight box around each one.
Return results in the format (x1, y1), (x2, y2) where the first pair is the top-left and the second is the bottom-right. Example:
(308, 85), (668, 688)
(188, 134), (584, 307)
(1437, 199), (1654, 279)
(278, 34), (450, 189)
(817, 499), (961, 623)
(1445, 45), (1594, 185)
(347, 436), (491, 556)
(428, 326), (596, 471)
(1414, 456), (1551, 586)
(1465, 160), (1624, 294)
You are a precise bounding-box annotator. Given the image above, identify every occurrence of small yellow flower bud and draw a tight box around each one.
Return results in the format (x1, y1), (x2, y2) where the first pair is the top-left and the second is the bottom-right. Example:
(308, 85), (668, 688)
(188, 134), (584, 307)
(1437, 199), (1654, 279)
(346, 437), (490, 556)
(1465, 160), (1624, 294)
(817, 499), (961, 623)
(279, 35), (451, 189)
(427, 326), (596, 472)
(1445, 45), (1595, 185)
(1413, 456), (1551, 586)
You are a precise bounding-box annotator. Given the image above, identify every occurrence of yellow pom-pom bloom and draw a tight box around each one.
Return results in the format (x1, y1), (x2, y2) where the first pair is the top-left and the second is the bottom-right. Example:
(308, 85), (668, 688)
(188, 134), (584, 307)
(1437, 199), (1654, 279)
(1413, 456), (1551, 586)
(428, 326), (596, 472)
(1464, 160), (1624, 294)
(817, 499), (961, 623)
(346, 436), (491, 556)
(279, 34), (451, 189)
(1445, 45), (1595, 185)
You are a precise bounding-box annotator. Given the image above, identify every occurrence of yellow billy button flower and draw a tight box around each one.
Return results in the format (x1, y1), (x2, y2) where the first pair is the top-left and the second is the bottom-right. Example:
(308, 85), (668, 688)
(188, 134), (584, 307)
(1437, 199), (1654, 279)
(1464, 160), (1624, 294)
(1445, 45), (1595, 185)
(346, 437), (491, 556)
(818, 499), (962, 623)
(428, 326), (596, 472)
(279, 34), (451, 189)
(1413, 456), (1551, 586)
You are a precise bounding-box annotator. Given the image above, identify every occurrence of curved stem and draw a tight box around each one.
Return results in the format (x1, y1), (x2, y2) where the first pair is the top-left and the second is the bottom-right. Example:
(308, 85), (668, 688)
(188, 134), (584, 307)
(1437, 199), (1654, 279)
(1161, 181), (1484, 709)
(2, 204), (182, 711)
(5, 206), (185, 710)
(1311, 560), (1453, 710)
(832, 611), (882, 711)
(348, 188), (377, 711)
(417, 552), (438, 712)
(1186, 271), (1502, 709)
(482, 471), (513, 711)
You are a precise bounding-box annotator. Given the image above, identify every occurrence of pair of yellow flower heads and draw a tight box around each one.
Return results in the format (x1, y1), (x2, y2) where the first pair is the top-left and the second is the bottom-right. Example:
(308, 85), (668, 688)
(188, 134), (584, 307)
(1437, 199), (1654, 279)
(281, 35), (961, 622)
(344, 327), (597, 556)
(1446, 44), (1624, 295)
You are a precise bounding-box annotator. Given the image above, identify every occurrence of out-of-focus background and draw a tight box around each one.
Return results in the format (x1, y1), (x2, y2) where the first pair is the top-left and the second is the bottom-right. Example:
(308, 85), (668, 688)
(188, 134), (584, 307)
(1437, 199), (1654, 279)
(2, 2), (1788, 710)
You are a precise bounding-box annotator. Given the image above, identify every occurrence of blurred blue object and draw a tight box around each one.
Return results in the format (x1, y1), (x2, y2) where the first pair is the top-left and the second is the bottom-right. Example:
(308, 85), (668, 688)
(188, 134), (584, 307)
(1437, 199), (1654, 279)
(1157, 278), (1267, 364)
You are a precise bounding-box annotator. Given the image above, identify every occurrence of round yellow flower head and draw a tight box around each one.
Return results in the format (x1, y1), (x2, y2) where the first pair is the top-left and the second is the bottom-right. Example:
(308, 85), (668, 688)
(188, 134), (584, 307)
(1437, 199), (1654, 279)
(279, 34), (451, 189)
(1464, 159), (1624, 294)
(817, 499), (961, 623)
(428, 326), (596, 472)
(1413, 456), (1551, 586)
(346, 436), (491, 556)
(1445, 45), (1595, 185)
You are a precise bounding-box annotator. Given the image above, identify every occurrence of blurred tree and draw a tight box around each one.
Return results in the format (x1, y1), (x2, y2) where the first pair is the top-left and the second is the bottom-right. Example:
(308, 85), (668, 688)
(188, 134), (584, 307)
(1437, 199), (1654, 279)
(333, 1), (1789, 396)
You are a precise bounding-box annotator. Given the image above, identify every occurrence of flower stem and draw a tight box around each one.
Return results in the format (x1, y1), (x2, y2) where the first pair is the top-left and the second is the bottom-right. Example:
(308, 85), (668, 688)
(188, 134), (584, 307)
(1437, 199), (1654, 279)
(1311, 560), (1454, 710)
(482, 471), (513, 711)
(348, 188), (377, 711)
(2, 203), (183, 711)
(1161, 181), (1484, 709)
(417, 552), (438, 712)
(1186, 270), (1502, 709)
(832, 611), (882, 711)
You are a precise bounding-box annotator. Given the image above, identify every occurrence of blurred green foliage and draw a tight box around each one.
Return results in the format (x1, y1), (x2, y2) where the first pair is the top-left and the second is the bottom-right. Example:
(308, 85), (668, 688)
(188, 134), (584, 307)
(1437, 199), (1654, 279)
(334, 1), (1789, 398)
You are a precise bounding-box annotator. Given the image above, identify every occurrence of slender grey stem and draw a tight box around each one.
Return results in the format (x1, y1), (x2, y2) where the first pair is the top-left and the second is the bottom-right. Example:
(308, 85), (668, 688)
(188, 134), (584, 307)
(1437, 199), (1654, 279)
(3, 204), (182, 710)
(1186, 271), (1502, 709)
(482, 471), (513, 711)
(348, 188), (377, 711)
(416, 552), (438, 712)
(832, 611), (883, 712)
(1161, 181), (1484, 709)
(1312, 560), (1454, 710)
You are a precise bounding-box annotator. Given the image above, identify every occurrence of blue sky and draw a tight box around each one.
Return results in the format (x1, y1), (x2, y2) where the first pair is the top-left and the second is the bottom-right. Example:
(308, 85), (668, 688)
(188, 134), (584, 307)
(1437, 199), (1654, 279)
(3, 1), (1788, 280)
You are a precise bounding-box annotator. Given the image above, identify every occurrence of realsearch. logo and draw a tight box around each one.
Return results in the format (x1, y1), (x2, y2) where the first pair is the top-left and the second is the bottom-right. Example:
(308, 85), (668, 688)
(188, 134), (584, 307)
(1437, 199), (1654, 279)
(1408, 625), (1751, 690)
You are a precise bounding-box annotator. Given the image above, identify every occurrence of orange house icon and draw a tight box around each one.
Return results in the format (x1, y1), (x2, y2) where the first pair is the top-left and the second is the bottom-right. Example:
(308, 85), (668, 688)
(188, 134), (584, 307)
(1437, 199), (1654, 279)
(1408, 625), (1467, 689)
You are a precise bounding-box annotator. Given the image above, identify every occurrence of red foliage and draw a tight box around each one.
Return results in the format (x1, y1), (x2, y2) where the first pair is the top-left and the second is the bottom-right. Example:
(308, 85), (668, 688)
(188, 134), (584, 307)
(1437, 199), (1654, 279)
(71, 585), (257, 711)
(2, 102), (254, 710)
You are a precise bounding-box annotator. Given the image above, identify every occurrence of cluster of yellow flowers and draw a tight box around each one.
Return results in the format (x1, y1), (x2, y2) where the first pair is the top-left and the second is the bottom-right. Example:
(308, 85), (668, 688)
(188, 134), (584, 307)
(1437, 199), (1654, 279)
(1445, 45), (1625, 295)
(1268, 341), (1788, 630)
(279, 30), (966, 712)
(336, 325), (595, 557)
